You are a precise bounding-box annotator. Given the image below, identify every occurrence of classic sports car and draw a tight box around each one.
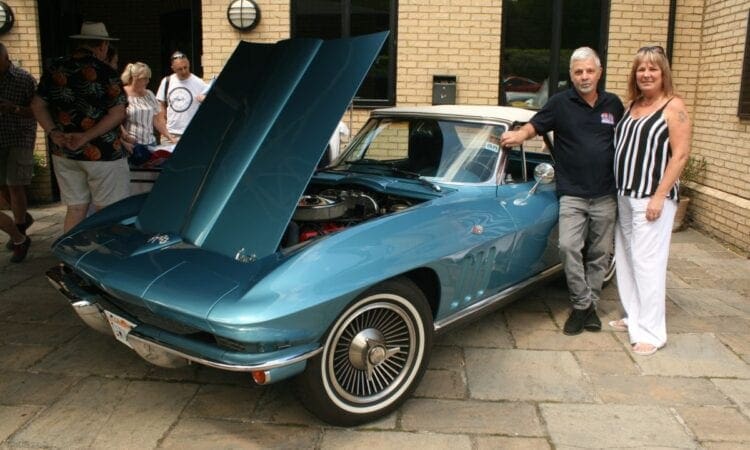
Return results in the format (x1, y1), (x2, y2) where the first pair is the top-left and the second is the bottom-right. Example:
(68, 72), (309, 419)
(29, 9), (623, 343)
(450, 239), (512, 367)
(46, 33), (590, 426)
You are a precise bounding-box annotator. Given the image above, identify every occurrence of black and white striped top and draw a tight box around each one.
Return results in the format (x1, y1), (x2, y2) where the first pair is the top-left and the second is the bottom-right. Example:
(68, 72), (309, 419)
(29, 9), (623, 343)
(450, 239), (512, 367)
(614, 99), (679, 200)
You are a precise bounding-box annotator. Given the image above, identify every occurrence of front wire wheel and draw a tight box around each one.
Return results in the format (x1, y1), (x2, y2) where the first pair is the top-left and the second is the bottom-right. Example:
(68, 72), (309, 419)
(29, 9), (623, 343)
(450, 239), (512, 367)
(296, 277), (433, 426)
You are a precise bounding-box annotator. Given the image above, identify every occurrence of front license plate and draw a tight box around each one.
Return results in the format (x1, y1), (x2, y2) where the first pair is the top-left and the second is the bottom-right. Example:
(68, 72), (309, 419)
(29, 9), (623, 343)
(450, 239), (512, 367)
(104, 310), (136, 348)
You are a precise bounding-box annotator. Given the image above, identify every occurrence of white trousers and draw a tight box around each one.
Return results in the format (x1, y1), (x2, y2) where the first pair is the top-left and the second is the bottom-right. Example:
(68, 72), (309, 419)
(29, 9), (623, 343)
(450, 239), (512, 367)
(615, 196), (677, 347)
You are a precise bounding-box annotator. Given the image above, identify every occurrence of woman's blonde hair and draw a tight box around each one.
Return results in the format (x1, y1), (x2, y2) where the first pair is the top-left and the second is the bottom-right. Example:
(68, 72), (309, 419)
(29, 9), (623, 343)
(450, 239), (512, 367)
(626, 46), (675, 102)
(121, 62), (152, 85)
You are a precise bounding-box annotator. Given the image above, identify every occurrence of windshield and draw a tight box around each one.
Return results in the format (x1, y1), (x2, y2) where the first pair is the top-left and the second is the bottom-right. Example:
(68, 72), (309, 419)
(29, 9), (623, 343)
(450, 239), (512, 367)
(336, 117), (509, 184)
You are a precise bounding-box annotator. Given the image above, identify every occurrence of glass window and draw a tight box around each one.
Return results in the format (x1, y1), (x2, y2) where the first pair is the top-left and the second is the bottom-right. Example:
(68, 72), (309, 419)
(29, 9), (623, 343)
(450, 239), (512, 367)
(291, 0), (396, 106)
(501, 0), (609, 109)
(338, 117), (509, 184)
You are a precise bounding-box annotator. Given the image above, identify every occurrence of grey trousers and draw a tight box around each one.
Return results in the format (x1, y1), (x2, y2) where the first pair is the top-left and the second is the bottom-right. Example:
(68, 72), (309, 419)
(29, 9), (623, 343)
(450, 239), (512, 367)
(558, 194), (617, 310)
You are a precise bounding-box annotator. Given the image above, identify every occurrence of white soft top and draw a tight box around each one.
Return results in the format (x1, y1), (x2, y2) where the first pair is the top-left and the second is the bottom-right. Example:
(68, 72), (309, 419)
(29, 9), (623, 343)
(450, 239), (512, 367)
(372, 105), (537, 124)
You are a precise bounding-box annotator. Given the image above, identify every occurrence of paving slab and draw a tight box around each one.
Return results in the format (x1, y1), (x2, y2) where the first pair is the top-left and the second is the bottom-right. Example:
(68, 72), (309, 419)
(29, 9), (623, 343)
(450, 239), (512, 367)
(465, 348), (595, 402)
(11, 378), (195, 449)
(540, 403), (696, 449)
(436, 311), (513, 348)
(591, 375), (731, 406)
(428, 345), (464, 370)
(320, 429), (472, 450)
(676, 405), (750, 442)
(160, 418), (322, 449)
(711, 379), (750, 417)
(88, 380), (198, 449)
(182, 384), (264, 420)
(413, 368), (466, 399)
(668, 288), (749, 316)
(0, 405), (40, 444)
(401, 398), (544, 436)
(512, 328), (623, 351)
(0, 343), (54, 371)
(635, 333), (750, 378)
(33, 328), (152, 378)
(252, 382), (325, 426)
(717, 333), (750, 357)
(573, 350), (640, 376)
(0, 370), (80, 406)
(0, 320), (82, 346)
(475, 436), (552, 450)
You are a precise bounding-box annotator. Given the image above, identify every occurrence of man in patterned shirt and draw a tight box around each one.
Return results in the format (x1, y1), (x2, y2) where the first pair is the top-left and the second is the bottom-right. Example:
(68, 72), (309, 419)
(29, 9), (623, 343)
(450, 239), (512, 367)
(31, 21), (128, 232)
(0, 43), (35, 262)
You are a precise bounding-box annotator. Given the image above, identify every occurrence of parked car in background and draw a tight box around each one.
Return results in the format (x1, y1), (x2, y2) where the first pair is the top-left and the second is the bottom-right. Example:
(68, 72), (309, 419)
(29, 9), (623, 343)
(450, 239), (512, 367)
(46, 34), (611, 426)
(503, 75), (542, 93)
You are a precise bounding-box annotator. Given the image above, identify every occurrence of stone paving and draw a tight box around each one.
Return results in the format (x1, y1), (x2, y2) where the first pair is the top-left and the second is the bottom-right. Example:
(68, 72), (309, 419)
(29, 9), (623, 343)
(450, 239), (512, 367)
(1, 204), (749, 449)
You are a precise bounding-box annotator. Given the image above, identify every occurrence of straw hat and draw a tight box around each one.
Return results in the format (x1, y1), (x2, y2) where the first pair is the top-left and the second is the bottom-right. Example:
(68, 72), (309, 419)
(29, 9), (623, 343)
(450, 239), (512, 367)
(69, 21), (119, 41)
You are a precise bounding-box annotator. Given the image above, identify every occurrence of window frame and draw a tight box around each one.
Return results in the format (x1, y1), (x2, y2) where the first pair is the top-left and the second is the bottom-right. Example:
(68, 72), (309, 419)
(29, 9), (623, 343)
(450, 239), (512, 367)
(738, 10), (750, 119)
(290, 0), (397, 108)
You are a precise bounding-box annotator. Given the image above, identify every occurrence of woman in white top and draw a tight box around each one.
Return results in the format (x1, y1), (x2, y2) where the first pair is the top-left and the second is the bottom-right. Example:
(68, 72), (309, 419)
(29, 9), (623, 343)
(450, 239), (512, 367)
(120, 62), (174, 152)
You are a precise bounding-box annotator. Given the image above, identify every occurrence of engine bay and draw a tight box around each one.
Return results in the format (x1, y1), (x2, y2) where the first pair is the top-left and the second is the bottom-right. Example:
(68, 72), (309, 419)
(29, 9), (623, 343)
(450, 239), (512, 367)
(281, 184), (425, 249)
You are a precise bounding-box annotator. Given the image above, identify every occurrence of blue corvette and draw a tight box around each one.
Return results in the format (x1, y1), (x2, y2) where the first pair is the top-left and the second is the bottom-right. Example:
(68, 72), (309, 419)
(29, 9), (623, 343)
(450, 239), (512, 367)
(47, 33), (567, 425)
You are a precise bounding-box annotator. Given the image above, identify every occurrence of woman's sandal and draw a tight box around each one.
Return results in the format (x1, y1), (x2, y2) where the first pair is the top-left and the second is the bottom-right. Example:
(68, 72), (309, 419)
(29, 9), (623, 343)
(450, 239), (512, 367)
(608, 318), (628, 332)
(632, 342), (662, 356)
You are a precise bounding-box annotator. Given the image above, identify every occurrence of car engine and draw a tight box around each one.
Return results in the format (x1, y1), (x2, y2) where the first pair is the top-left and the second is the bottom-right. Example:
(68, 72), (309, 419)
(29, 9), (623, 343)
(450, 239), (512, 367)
(281, 186), (420, 248)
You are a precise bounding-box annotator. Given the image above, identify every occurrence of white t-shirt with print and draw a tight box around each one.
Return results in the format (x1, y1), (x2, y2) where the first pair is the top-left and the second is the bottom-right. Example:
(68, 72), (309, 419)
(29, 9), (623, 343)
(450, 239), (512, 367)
(156, 74), (207, 135)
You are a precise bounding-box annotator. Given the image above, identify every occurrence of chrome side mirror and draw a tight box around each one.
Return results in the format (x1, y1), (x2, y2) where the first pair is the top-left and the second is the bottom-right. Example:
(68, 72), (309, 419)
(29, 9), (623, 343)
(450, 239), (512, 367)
(513, 163), (555, 205)
(533, 163), (555, 184)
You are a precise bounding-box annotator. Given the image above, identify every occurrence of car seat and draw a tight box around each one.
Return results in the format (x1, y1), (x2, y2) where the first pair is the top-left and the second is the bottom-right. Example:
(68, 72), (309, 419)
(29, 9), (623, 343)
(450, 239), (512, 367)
(407, 120), (443, 176)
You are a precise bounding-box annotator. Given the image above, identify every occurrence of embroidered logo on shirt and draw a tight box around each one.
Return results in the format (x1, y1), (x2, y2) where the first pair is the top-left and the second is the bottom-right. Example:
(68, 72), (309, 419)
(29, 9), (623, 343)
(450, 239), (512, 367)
(601, 112), (615, 125)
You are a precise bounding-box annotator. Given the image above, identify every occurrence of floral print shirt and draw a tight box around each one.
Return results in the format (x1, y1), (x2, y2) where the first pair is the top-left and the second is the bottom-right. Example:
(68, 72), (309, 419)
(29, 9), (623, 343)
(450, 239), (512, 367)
(36, 48), (127, 161)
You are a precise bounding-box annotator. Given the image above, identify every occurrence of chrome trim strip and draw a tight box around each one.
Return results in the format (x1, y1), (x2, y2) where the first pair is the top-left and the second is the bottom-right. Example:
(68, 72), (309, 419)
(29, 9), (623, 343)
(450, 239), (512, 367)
(126, 332), (323, 372)
(434, 264), (562, 333)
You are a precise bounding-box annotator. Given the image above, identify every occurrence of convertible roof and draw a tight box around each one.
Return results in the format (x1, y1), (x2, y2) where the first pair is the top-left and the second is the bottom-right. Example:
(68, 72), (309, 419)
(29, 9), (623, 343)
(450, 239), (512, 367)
(136, 33), (388, 261)
(372, 105), (537, 124)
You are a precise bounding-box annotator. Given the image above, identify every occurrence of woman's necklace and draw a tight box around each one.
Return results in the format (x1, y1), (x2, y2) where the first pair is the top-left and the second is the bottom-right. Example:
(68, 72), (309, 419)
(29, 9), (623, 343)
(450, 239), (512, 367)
(639, 95), (664, 108)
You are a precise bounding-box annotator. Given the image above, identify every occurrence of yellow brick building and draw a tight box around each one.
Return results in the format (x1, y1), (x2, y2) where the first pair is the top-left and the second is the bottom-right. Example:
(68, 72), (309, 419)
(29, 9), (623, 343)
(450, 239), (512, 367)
(2, 0), (749, 254)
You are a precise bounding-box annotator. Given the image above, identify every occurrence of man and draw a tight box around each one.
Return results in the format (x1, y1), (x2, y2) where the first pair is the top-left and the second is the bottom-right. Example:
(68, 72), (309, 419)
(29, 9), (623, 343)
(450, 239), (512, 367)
(156, 51), (207, 142)
(0, 43), (36, 261)
(31, 21), (128, 232)
(500, 47), (624, 335)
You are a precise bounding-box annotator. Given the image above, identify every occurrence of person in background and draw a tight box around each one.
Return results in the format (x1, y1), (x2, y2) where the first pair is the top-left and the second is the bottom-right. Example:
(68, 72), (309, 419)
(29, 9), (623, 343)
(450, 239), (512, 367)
(156, 51), (207, 142)
(319, 120), (350, 167)
(610, 45), (691, 356)
(106, 45), (118, 70)
(31, 21), (129, 233)
(0, 43), (35, 261)
(120, 62), (173, 153)
(500, 47), (624, 336)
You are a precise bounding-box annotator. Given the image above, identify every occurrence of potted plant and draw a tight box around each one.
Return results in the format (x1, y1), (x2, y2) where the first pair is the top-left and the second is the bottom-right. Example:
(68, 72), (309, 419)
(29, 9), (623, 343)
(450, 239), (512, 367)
(673, 155), (707, 231)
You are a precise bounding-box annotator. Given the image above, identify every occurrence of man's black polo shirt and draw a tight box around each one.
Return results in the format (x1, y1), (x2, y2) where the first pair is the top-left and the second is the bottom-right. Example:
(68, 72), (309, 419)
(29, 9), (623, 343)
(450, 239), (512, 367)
(530, 88), (624, 198)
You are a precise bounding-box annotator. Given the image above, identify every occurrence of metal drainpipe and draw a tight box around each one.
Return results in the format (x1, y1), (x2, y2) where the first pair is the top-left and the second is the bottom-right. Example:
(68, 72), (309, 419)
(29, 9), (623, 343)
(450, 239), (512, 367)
(666, 0), (676, 65)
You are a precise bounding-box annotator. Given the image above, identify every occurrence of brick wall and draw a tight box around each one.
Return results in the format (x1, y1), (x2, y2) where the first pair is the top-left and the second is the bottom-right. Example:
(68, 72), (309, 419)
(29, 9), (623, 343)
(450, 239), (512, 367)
(686, 0), (750, 254)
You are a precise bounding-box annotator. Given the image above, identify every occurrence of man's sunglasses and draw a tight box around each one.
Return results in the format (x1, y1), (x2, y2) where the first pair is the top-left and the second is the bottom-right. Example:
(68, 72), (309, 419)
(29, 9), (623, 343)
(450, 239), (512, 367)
(171, 52), (187, 60)
(638, 45), (665, 55)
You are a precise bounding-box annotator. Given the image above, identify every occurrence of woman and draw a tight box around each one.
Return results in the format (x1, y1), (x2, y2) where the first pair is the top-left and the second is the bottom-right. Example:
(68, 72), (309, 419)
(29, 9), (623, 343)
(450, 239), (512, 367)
(120, 62), (173, 153)
(610, 45), (692, 356)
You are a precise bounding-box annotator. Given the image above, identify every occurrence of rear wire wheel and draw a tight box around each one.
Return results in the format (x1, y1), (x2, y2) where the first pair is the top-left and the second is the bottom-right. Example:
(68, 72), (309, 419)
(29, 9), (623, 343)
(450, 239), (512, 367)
(296, 277), (433, 426)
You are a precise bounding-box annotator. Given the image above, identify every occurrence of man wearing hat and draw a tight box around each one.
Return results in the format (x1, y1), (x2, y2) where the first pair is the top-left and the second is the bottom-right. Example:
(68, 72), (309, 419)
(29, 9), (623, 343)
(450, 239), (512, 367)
(31, 21), (129, 232)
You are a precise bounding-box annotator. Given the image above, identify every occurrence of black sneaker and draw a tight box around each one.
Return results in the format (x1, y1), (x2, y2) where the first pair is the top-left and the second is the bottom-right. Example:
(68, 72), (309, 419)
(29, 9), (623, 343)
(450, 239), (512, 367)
(10, 236), (31, 263)
(563, 306), (591, 335)
(584, 306), (602, 332)
(5, 212), (33, 251)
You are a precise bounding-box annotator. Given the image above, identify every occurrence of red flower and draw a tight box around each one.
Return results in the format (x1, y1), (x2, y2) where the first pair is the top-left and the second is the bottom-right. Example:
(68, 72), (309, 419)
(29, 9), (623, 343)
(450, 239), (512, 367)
(83, 144), (101, 161)
(52, 71), (67, 86)
(81, 66), (98, 81)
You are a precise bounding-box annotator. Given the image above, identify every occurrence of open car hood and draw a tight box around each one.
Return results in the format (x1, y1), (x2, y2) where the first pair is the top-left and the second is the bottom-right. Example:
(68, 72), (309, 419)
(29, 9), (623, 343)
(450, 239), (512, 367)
(136, 32), (388, 261)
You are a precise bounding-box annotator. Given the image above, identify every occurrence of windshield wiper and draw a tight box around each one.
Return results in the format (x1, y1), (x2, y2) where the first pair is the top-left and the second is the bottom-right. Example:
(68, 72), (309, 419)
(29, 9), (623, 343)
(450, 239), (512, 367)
(387, 166), (442, 192)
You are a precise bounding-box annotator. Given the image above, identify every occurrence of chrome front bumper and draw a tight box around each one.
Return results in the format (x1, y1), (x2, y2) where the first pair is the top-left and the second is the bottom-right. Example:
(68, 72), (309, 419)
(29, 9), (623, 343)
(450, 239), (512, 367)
(46, 266), (320, 381)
